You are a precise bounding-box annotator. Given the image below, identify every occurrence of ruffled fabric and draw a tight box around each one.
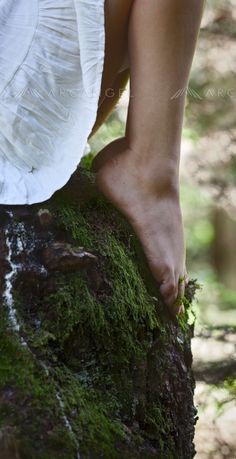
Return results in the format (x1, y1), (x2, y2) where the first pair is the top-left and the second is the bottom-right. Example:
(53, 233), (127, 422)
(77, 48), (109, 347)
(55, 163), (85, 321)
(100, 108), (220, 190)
(0, 0), (105, 204)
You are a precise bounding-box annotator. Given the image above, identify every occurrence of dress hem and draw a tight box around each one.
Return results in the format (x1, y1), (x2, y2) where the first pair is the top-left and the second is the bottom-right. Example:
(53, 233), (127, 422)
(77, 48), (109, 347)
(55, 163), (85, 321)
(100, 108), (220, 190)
(0, 0), (106, 205)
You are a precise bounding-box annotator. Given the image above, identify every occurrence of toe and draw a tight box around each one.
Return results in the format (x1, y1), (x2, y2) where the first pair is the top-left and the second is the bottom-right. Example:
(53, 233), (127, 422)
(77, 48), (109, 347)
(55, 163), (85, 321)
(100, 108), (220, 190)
(159, 274), (178, 311)
(176, 273), (186, 315)
(184, 267), (189, 287)
(177, 272), (185, 298)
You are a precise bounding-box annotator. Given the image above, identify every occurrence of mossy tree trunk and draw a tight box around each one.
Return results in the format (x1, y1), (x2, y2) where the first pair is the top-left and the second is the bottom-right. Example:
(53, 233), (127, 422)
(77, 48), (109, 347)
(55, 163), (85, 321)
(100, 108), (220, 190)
(0, 168), (198, 459)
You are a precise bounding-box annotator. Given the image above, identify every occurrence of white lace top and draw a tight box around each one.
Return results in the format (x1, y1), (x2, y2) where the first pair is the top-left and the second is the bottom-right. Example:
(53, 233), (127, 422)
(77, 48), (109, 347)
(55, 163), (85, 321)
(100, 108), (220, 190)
(0, 0), (105, 204)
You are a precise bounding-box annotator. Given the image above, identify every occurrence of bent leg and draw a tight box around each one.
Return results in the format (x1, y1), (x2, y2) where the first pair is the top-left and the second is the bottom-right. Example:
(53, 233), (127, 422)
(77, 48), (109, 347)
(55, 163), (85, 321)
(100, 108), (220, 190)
(99, 0), (133, 104)
(89, 69), (130, 140)
(95, 0), (204, 314)
(89, 0), (132, 138)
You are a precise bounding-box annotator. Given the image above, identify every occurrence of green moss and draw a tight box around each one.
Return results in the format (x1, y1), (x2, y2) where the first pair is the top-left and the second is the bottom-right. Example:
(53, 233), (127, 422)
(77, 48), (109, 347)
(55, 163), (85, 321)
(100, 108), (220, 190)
(36, 201), (192, 456)
(0, 183), (197, 457)
(54, 366), (128, 459)
(48, 202), (163, 362)
(0, 312), (127, 457)
(224, 378), (236, 395)
(43, 275), (107, 345)
(55, 205), (95, 249)
(79, 152), (96, 171)
(0, 198), (160, 457)
(0, 309), (77, 459)
(53, 201), (195, 340)
(175, 279), (201, 333)
(145, 406), (175, 457)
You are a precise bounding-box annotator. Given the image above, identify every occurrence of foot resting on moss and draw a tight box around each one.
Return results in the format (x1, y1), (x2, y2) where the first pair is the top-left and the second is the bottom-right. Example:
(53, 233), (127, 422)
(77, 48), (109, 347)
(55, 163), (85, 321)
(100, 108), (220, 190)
(93, 137), (188, 316)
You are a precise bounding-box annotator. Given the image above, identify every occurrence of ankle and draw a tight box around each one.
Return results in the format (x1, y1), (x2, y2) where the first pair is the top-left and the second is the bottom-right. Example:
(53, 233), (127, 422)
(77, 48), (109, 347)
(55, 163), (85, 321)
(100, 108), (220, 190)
(125, 145), (180, 195)
(147, 171), (180, 198)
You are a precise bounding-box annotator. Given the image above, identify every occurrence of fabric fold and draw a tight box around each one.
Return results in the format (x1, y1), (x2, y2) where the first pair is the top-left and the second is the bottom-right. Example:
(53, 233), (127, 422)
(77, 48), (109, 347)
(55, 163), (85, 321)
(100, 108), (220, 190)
(0, 0), (105, 204)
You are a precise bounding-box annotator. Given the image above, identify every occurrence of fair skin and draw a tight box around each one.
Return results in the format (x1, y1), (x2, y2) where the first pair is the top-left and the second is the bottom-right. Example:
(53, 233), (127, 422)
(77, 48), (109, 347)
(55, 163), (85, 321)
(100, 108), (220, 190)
(89, 0), (205, 315)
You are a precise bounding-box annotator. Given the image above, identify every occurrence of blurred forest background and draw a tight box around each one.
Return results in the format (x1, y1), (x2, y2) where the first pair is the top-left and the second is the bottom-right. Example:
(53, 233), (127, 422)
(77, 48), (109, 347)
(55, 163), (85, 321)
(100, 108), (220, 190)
(87, 1), (236, 458)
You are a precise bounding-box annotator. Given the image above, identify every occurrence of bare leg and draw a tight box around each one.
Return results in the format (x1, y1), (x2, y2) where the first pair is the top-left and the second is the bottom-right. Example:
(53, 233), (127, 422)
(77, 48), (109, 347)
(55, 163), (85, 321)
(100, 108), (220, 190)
(97, 0), (132, 106)
(88, 0), (131, 139)
(88, 69), (130, 140)
(95, 0), (204, 314)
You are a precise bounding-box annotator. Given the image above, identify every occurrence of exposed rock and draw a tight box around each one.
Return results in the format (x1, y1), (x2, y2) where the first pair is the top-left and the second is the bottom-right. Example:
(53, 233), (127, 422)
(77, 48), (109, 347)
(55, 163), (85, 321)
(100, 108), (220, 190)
(37, 208), (54, 227)
(41, 242), (98, 273)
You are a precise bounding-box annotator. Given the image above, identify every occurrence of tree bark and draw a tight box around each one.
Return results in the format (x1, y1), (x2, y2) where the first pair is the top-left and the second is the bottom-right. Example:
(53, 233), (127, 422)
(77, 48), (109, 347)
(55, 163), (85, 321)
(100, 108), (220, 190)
(0, 167), (198, 459)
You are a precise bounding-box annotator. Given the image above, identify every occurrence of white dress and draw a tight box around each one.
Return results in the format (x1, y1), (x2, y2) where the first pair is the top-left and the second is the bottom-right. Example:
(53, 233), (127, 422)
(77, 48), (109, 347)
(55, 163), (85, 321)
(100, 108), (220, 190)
(0, 0), (105, 204)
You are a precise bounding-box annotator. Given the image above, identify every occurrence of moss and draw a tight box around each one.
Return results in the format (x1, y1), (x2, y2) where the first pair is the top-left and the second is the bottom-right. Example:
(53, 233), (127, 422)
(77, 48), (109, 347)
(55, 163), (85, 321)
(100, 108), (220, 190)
(55, 204), (95, 250)
(224, 378), (236, 396)
(53, 200), (195, 338)
(0, 175), (198, 458)
(54, 366), (128, 459)
(1, 198), (157, 457)
(43, 275), (107, 346)
(79, 152), (96, 171)
(32, 200), (193, 456)
(0, 312), (127, 458)
(48, 202), (163, 361)
(144, 406), (175, 457)
(0, 308), (77, 459)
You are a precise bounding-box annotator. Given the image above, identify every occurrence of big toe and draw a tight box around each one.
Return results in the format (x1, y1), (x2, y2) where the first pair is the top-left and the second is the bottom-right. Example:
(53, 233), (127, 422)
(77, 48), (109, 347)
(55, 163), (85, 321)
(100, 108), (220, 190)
(159, 274), (179, 313)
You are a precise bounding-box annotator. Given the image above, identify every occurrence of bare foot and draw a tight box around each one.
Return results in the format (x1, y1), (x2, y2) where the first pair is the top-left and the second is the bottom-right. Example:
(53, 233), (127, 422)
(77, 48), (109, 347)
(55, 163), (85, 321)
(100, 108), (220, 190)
(95, 141), (187, 315)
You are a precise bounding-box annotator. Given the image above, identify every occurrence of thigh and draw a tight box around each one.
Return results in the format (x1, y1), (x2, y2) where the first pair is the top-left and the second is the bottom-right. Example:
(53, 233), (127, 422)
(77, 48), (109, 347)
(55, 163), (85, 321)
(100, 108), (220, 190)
(100, 0), (133, 103)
